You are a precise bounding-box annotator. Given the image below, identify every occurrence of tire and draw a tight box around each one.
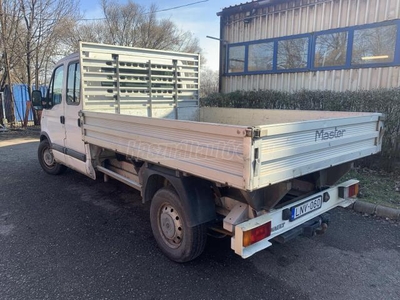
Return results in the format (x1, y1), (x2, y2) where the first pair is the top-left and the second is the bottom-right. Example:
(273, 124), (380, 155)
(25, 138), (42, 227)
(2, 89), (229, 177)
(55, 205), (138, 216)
(38, 139), (67, 175)
(150, 187), (207, 263)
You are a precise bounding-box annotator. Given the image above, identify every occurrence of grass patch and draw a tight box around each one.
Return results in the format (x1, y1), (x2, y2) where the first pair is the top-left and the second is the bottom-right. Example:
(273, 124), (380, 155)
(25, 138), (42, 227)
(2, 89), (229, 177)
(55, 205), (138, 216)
(344, 168), (400, 209)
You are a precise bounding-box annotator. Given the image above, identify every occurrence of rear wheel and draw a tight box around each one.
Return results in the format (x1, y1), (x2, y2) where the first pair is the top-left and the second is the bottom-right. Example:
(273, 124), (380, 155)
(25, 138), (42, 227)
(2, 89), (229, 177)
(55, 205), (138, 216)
(150, 187), (207, 262)
(38, 139), (67, 175)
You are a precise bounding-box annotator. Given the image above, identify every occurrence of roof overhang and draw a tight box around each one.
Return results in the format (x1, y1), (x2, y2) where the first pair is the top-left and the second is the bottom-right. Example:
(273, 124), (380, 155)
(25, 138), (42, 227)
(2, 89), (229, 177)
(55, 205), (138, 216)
(217, 0), (292, 17)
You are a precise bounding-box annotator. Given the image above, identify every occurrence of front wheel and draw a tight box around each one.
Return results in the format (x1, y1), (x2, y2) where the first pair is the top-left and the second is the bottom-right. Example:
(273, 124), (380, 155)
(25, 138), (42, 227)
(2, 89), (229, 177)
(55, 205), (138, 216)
(150, 187), (207, 262)
(38, 139), (67, 175)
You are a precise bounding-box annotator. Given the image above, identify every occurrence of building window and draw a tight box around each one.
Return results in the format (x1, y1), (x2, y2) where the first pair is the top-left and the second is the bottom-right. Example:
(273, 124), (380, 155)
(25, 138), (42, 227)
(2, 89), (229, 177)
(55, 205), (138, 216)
(277, 37), (309, 69)
(248, 42), (274, 71)
(228, 45), (245, 73)
(314, 32), (348, 67)
(351, 24), (397, 65)
(224, 20), (400, 76)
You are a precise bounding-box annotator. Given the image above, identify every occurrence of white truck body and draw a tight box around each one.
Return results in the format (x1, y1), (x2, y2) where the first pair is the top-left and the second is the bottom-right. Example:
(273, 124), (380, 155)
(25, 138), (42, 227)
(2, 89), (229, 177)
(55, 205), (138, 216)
(35, 42), (384, 262)
(82, 108), (383, 191)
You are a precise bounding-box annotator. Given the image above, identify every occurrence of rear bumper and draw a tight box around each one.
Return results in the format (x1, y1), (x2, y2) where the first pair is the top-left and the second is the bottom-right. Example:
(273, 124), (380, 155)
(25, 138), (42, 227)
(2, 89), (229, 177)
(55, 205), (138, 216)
(231, 180), (357, 258)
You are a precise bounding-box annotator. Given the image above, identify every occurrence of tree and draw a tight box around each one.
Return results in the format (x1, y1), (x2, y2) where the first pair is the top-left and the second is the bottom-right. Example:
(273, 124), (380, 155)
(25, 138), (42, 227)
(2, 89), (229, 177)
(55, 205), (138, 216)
(18, 0), (80, 91)
(0, 0), (24, 125)
(0, 0), (204, 126)
(200, 68), (218, 98)
(64, 0), (203, 59)
(0, 0), (80, 126)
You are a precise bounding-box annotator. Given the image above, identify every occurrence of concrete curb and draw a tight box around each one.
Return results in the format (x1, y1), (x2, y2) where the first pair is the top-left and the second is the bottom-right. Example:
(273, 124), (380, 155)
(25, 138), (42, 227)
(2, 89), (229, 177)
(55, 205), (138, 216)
(349, 200), (400, 220)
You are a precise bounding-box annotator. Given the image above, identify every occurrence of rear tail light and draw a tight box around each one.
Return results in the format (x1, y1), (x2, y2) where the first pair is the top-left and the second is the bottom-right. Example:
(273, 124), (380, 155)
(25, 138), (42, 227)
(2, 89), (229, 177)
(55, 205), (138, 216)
(339, 180), (359, 199)
(243, 222), (271, 247)
(348, 183), (359, 198)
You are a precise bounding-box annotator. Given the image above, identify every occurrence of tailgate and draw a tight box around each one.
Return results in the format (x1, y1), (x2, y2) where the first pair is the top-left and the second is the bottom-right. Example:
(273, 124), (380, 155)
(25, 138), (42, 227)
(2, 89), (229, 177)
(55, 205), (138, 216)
(250, 114), (384, 190)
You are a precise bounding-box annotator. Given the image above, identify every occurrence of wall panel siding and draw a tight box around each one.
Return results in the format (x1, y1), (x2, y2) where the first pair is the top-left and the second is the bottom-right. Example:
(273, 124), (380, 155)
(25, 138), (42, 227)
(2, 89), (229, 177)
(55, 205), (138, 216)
(222, 67), (400, 92)
(223, 0), (400, 41)
(221, 0), (400, 92)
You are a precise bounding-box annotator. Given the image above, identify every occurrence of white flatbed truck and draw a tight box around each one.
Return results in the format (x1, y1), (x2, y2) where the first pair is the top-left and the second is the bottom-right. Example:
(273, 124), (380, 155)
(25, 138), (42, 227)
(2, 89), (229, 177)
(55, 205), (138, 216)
(32, 42), (384, 262)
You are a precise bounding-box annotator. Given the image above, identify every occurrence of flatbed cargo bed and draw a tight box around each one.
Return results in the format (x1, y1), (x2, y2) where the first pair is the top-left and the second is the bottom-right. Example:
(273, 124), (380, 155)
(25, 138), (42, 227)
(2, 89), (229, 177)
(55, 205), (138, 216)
(81, 107), (383, 191)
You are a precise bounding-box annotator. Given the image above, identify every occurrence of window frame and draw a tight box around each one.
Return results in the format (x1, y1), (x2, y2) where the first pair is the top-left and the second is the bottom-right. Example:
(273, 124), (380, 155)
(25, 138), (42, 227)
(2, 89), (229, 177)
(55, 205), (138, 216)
(224, 19), (400, 76)
(350, 23), (398, 67)
(227, 44), (247, 74)
(66, 61), (81, 106)
(276, 34), (311, 72)
(247, 40), (275, 72)
(312, 28), (350, 70)
(46, 64), (64, 107)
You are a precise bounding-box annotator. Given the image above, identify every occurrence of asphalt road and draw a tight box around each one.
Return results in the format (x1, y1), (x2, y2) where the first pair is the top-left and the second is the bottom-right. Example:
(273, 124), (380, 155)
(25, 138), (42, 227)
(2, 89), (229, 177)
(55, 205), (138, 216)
(1, 134), (399, 300)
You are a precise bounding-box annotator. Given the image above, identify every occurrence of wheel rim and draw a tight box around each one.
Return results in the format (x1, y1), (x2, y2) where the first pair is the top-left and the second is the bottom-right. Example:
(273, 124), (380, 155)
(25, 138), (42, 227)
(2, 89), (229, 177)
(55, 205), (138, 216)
(158, 203), (183, 249)
(43, 147), (55, 168)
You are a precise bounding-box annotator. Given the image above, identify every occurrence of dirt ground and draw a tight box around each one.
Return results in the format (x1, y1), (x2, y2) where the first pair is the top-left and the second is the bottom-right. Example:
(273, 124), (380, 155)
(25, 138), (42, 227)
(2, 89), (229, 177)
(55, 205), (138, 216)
(0, 128), (40, 143)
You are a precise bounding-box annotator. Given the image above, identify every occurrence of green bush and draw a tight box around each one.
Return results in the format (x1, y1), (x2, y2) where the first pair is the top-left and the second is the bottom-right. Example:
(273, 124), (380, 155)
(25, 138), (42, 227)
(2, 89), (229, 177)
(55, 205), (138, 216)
(201, 89), (400, 172)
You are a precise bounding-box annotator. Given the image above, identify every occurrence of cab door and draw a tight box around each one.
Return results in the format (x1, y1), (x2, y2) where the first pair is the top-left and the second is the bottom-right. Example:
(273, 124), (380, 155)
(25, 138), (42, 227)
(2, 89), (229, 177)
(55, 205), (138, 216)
(41, 65), (66, 164)
(64, 61), (89, 175)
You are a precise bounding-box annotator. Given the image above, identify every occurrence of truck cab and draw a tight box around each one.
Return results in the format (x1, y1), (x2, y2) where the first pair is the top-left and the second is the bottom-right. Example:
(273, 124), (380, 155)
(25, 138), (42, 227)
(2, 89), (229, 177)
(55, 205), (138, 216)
(33, 53), (94, 178)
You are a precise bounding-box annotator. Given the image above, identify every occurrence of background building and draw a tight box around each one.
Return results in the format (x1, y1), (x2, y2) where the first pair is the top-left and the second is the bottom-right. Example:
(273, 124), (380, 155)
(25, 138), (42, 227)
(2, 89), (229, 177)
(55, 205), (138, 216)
(217, 0), (400, 92)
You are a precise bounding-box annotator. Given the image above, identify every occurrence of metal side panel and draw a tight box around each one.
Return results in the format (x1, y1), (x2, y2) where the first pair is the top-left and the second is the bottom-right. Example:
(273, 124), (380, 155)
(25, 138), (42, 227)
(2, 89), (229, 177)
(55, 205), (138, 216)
(79, 42), (199, 118)
(81, 111), (252, 190)
(252, 114), (383, 189)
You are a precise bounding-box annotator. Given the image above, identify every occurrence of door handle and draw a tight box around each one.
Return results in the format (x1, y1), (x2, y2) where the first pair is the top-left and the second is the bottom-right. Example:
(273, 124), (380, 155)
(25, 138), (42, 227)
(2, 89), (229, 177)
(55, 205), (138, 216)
(60, 116), (65, 124)
(77, 118), (81, 127)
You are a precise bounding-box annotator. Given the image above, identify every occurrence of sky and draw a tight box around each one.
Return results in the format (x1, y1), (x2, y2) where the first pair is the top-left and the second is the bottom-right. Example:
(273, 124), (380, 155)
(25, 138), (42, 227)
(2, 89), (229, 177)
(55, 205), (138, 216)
(79, 0), (239, 70)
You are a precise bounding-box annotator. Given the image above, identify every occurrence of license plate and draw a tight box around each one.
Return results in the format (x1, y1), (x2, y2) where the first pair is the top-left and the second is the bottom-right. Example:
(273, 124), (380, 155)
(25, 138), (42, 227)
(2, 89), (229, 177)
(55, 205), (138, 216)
(290, 196), (323, 221)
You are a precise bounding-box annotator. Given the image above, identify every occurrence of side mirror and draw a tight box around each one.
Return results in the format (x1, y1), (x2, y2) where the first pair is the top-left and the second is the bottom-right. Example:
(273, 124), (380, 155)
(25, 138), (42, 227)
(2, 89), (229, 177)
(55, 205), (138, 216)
(32, 90), (43, 110)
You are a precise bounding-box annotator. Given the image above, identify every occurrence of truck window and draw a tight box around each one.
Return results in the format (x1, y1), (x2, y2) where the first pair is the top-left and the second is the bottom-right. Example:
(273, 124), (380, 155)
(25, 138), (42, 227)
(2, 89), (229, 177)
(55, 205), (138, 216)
(67, 62), (80, 105)
(48, 65), (64, 106)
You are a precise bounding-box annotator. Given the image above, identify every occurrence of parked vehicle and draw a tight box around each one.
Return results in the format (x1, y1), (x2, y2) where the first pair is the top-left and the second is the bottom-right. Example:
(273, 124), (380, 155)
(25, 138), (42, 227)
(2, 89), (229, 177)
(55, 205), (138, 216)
(32, 42), (384, 262)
